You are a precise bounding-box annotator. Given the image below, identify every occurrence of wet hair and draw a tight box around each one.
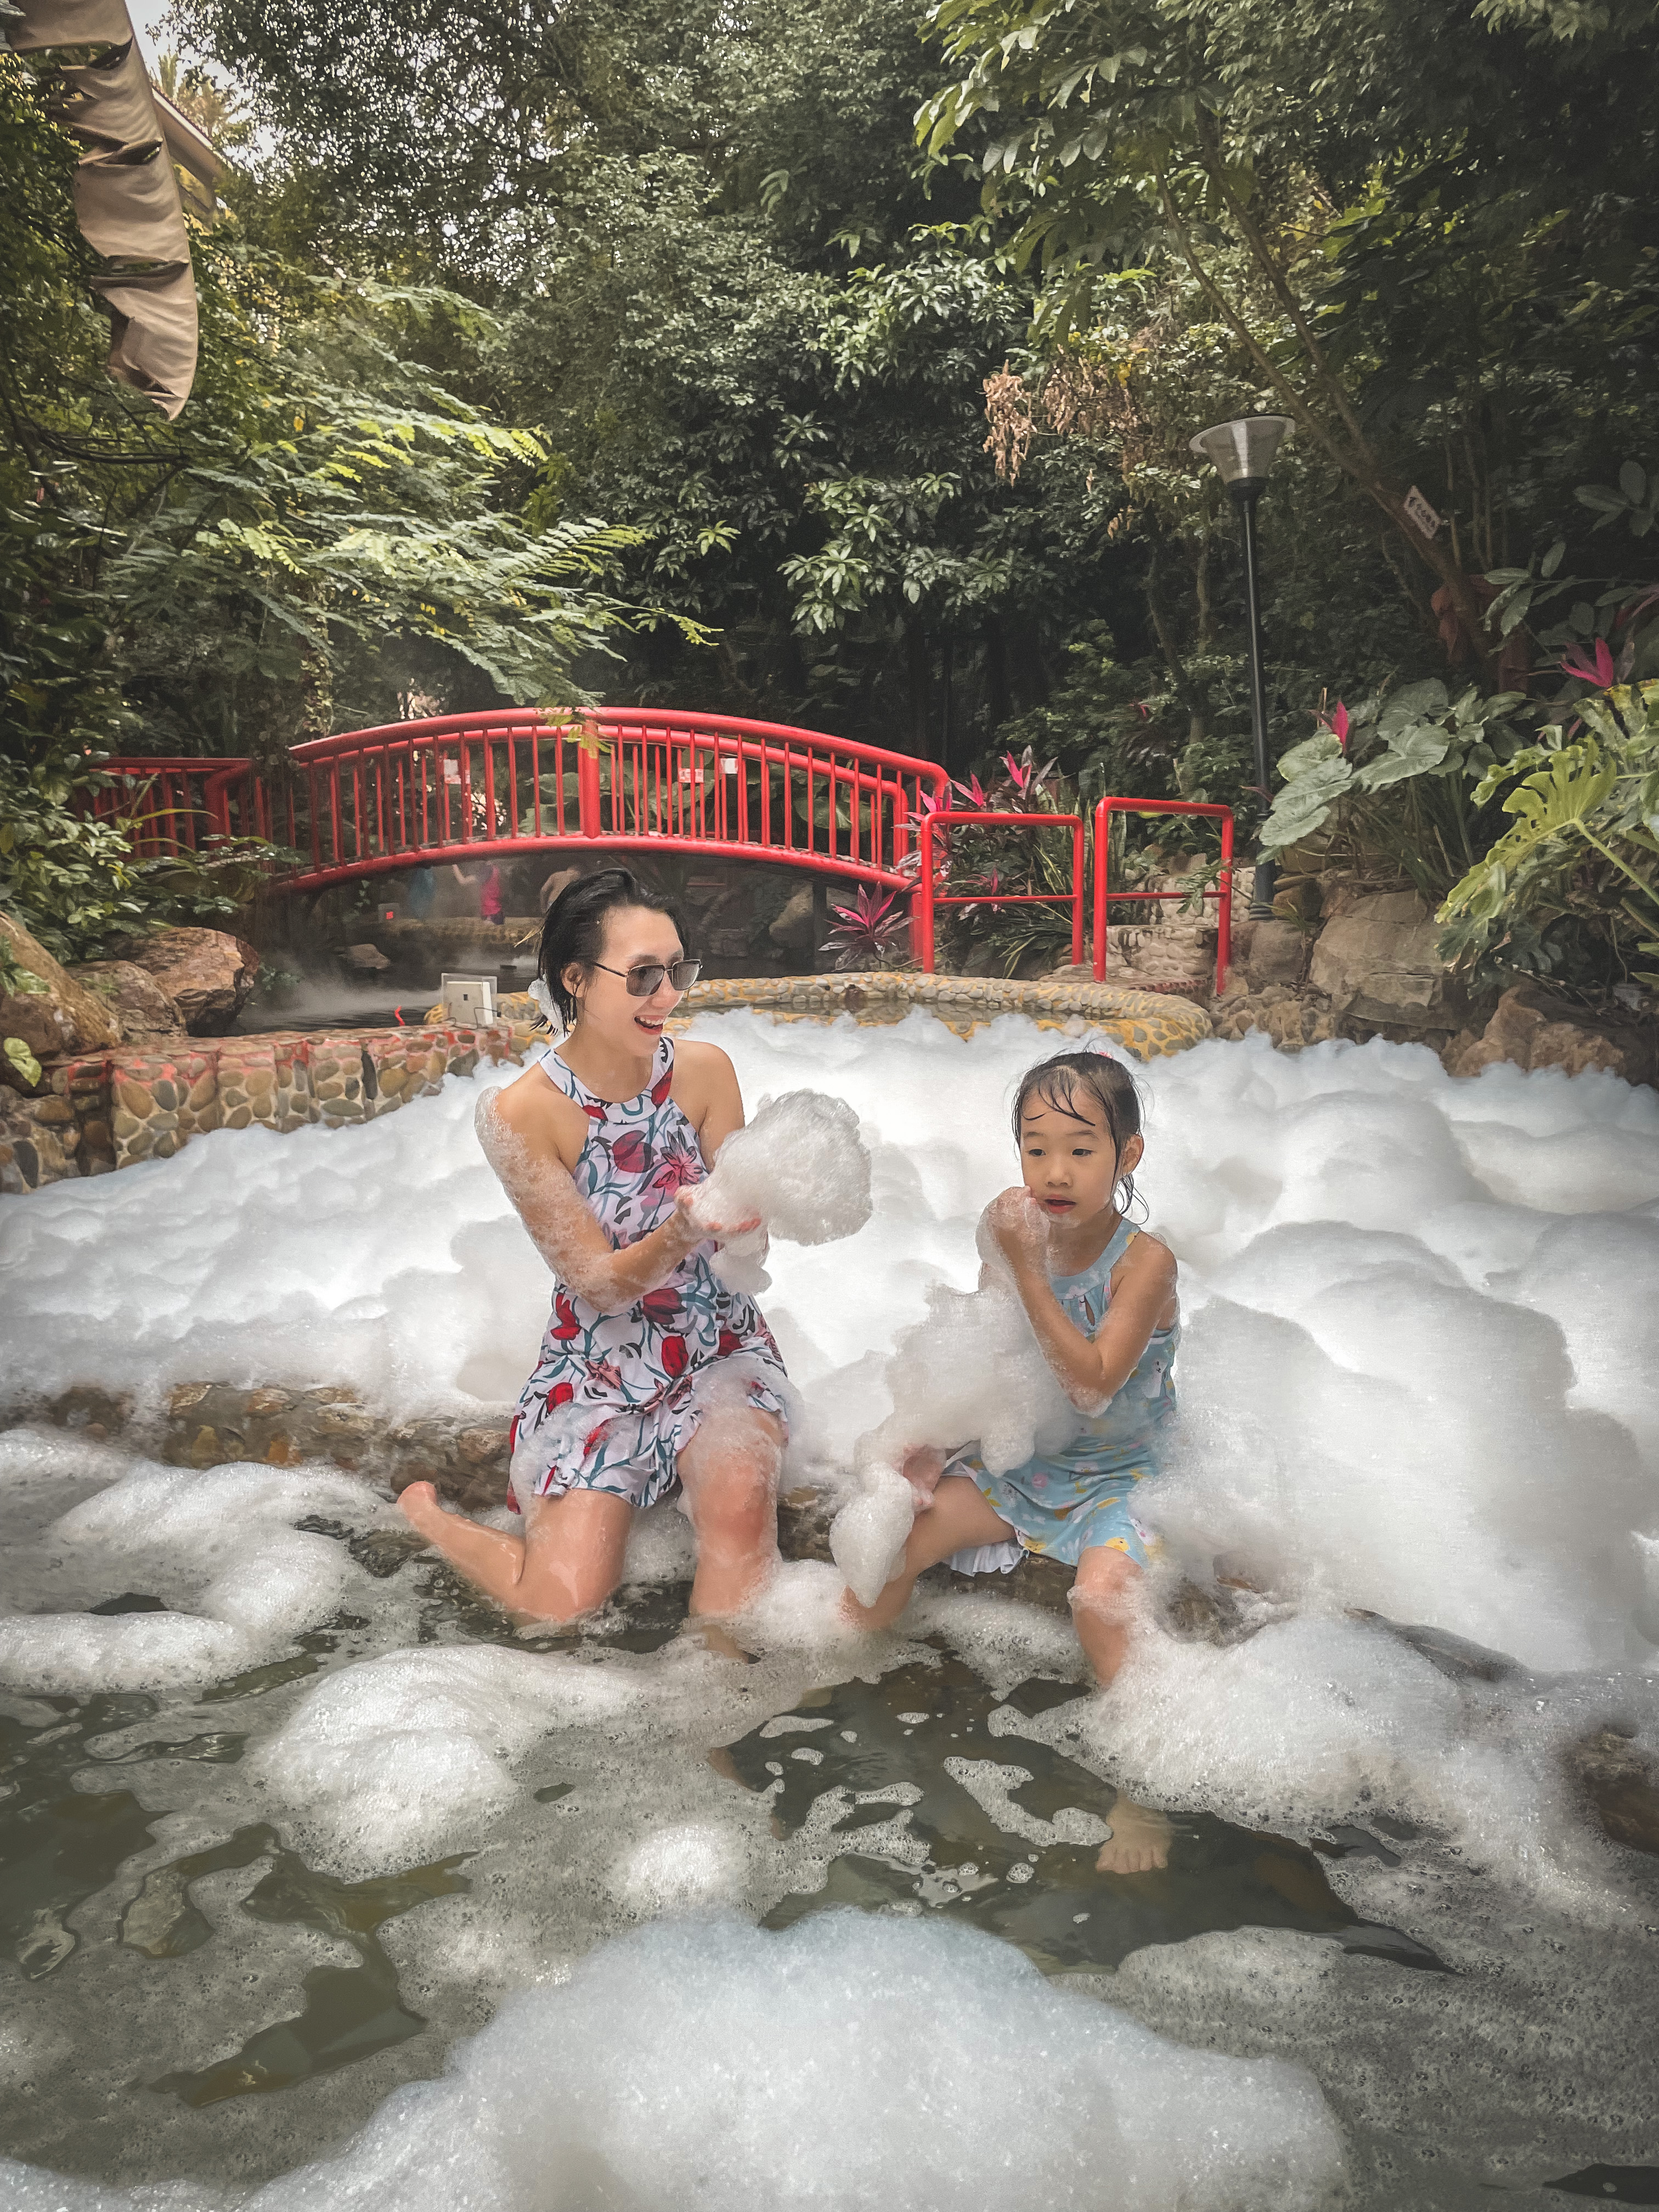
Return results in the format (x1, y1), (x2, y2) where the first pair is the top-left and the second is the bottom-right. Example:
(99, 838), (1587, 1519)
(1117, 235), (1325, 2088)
(1010, 1049), (1146, 1213)
(536, 867), (690, 1029)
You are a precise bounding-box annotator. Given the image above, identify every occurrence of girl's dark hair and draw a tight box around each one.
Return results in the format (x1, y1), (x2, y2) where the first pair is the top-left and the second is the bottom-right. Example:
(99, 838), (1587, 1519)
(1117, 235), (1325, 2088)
(1011, 1050), (1146, 1211)
(537, 867), (690, 1028)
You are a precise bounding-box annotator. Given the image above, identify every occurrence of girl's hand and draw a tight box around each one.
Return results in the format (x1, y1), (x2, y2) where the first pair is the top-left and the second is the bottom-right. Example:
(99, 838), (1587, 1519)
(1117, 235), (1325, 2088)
(987, 1186), (1051, 1272)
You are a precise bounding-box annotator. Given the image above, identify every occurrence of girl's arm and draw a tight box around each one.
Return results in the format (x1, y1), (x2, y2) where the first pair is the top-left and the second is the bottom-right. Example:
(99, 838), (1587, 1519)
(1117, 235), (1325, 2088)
(986, 1188), (1176, 1415)
(476, 1080), (708, 1317)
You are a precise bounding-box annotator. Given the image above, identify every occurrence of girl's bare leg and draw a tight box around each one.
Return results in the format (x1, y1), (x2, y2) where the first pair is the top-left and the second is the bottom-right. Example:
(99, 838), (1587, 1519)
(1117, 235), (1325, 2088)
(840, 1474), (1016, 1631)
(676, 1407), (785, 1619)
(397, 1481), (633, 1622)
(1071, 1542), (1171, 1872)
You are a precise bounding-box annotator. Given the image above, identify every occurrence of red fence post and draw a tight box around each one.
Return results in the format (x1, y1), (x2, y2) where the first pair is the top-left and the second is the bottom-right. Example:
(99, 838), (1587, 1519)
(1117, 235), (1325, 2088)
(577, 730), (601, 838)
(917, 815), (938, 973)
(1091, 797), (1235, 995)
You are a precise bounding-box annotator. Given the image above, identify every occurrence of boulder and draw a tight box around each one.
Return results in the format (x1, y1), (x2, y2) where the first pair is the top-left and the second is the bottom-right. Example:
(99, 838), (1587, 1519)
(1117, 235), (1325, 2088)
(1308, 890), (1467, 1029)
(1243, 918), (1306, 989)
(344, 941), (392, 972)
(1211, 984), (1337, 1052)
(0, 911), (123, 1059)
(114, 927), (261, 1035)
(769, 884), (817, 957)
(1449, 983), (1645, 1081)
(69, 959), (186, 1044)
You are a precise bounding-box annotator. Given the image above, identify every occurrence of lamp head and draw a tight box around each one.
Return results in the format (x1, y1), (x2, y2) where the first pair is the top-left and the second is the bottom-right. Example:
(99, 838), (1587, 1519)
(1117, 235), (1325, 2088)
(1189, 415), (1292, 504)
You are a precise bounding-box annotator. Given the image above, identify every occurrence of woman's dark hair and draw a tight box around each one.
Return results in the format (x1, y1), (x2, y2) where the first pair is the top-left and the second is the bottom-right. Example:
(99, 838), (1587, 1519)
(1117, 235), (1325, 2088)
(536, 867), (690, 1028)
(1011, 1050), (1146, 1210)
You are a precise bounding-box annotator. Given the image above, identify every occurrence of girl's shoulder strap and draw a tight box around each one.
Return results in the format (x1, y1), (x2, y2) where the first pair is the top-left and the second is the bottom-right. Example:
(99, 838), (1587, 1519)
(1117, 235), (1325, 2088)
(1101, 1216), (1138, 1276)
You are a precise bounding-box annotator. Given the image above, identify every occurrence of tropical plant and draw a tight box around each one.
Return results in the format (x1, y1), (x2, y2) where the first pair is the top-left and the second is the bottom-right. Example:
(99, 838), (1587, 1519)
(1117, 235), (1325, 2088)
(1257, 680), (1530, 897)
(823, 884), (913, 968)
(1439, 681), (1659, 988)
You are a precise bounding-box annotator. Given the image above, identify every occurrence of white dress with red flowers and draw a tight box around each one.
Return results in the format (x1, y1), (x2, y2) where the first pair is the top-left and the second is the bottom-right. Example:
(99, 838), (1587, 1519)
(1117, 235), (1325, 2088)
(506, 1034), (790, 1513)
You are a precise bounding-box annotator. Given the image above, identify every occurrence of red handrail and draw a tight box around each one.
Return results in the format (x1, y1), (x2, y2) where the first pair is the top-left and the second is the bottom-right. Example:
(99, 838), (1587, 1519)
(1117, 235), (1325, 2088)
(96, 709), (950, 896)
(1092, 797), (1233, 995)
(915, 810), (1087, 974)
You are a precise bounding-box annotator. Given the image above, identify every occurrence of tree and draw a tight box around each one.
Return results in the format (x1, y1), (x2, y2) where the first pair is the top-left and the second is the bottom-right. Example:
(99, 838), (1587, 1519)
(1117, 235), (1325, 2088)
(919, 0), (1659, 662)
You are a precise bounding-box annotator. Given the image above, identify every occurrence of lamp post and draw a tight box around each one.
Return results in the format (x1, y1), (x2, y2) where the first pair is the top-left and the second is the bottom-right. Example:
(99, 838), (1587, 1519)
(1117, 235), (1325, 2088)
(1189, 415), (1292, 919)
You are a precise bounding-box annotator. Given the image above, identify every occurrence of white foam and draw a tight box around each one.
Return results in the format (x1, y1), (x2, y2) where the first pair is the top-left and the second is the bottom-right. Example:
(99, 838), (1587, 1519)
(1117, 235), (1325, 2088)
(692, 1087), (872, 1291)
(0, 1453), (398, 1694)
(247, 1645), (650, 1878)
(0, 1914), (1345, 2211)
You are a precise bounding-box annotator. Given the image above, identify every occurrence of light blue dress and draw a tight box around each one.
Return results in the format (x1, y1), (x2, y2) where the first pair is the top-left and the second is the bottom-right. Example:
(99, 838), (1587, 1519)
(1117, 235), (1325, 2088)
(949, 1219), (1177, 1571)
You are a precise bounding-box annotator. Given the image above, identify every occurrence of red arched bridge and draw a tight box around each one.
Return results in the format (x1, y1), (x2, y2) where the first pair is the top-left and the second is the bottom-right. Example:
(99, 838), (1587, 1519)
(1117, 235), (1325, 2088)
(95, 708), (1233, 985)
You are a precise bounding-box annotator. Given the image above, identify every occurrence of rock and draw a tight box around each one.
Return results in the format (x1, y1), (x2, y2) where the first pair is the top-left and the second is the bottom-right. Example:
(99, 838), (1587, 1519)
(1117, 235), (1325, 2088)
(768, 884), (817, 957)
(1243, 919), (1306, 990)
(1210, 986), (1336, 1052)
(1449, 983), (1643, 1081)
(1308, 890), (1468, 1030)
(114, 928), (261, 1035)
(0, 911), (123, 1058)
(344, 942), (391, 972)
(69, 959), (187, 1043)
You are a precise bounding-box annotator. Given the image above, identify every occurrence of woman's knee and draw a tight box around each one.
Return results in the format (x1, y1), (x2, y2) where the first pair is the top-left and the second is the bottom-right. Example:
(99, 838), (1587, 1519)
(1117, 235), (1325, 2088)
(518, 1553), (623, 1623)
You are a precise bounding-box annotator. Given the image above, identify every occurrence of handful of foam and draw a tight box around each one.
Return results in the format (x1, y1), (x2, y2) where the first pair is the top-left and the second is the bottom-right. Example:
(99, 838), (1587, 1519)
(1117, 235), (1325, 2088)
(830, 1208), (1080, 1605)
(689, 1088), (872, 1294)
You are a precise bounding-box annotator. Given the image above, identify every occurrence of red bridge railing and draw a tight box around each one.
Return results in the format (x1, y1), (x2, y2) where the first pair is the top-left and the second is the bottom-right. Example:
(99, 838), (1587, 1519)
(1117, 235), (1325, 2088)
(95, 710), (950, 895)
(90, 726), (1234, 993)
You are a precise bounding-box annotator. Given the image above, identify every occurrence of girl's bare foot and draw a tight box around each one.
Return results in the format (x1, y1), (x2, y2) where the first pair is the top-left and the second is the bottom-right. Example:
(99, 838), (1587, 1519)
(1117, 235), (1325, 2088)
(1096, 1795), (1173, 1875)
(396, 1480), (448, 1538)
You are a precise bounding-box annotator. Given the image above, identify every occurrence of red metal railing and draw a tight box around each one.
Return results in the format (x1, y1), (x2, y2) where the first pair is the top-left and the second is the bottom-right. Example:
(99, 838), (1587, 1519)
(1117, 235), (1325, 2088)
(89, 732), (1234, 992)
(95, 710), (949, 895)
(915, 810), (1087, 974)
(1092, 797), (1233, 994)
(86, 757), (272, 854)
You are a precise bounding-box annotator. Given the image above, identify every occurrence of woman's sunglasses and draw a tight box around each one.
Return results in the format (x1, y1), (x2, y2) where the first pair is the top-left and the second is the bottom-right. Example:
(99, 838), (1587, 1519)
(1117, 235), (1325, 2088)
(591, 957), (702, 997)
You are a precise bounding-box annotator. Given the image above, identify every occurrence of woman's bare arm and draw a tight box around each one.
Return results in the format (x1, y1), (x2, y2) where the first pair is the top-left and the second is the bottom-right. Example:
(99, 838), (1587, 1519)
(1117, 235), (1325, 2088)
(476, 1077), (704, 1316)
(986, 1188), (1177, 1415)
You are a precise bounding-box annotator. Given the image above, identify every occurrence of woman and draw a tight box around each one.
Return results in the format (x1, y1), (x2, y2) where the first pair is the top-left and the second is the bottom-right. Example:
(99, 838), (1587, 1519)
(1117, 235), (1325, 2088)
(398, 868), (788, 1627)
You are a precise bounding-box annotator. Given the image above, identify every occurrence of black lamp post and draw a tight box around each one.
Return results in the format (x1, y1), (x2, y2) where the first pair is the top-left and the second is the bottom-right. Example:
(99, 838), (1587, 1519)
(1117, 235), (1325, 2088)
(1189, 415), (1293, 921)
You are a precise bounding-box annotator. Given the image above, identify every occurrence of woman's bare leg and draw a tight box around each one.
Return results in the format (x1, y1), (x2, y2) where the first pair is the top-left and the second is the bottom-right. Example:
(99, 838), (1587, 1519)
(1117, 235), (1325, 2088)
(676, 1407), (785, 1618)
(397, 1481), (633, 1622)
(840, 1474), (1016, 1631)
(1071, 1543), (1171, 1872)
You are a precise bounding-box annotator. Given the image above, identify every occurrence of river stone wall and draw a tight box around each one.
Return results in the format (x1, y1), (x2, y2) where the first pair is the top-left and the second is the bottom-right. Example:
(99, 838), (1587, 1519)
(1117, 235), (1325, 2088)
(1, 971), (1206, 1195)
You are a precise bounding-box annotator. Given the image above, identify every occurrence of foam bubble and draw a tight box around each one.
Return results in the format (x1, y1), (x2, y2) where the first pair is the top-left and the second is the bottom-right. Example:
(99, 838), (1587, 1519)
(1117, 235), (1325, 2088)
(248, 1645), (650, 1878)
(0, 1453), (398, 1694)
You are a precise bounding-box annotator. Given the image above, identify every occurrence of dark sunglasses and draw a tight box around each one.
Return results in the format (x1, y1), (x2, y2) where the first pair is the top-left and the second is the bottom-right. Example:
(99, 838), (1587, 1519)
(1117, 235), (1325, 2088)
(591, 957), (701, 997)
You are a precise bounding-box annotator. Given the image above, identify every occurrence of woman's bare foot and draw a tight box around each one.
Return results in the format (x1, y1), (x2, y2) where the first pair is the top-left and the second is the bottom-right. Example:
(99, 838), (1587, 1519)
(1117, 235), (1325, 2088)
(397, 1480), (448, 1538)
(681, 1616), (755, 1662)
(1096, 1795), (1173, 1875)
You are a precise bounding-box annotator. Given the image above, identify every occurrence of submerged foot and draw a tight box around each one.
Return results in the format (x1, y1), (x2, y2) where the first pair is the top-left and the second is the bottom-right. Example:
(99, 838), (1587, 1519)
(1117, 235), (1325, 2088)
(681, 1616), (757, 1663)
(1096, 1796), (1173, 1875)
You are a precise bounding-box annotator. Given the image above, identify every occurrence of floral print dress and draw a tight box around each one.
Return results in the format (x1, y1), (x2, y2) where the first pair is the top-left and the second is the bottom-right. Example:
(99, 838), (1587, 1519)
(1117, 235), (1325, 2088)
(506, 1035), (789, 1513)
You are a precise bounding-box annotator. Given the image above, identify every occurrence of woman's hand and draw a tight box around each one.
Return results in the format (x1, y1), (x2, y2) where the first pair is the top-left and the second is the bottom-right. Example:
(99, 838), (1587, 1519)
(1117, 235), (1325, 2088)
(675, 1186), (762, 1246)
(986, 1185), (1051, 1273)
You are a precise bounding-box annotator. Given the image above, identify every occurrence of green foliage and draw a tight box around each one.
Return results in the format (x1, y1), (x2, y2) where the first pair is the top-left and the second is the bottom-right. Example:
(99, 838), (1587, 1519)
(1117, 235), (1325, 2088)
(1440, 681), (1659, 985)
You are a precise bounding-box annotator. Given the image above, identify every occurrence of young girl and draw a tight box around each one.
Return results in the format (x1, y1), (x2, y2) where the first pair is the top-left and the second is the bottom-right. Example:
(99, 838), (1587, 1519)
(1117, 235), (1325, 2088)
(398, 868), (789, 1627)
(840, 1048), (1178, 1871)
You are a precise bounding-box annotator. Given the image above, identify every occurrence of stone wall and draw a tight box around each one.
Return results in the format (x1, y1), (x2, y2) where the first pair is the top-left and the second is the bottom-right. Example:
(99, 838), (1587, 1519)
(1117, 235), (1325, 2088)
(0, 1017), (538, 1194)
(1212, 885), (1656, 1085)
